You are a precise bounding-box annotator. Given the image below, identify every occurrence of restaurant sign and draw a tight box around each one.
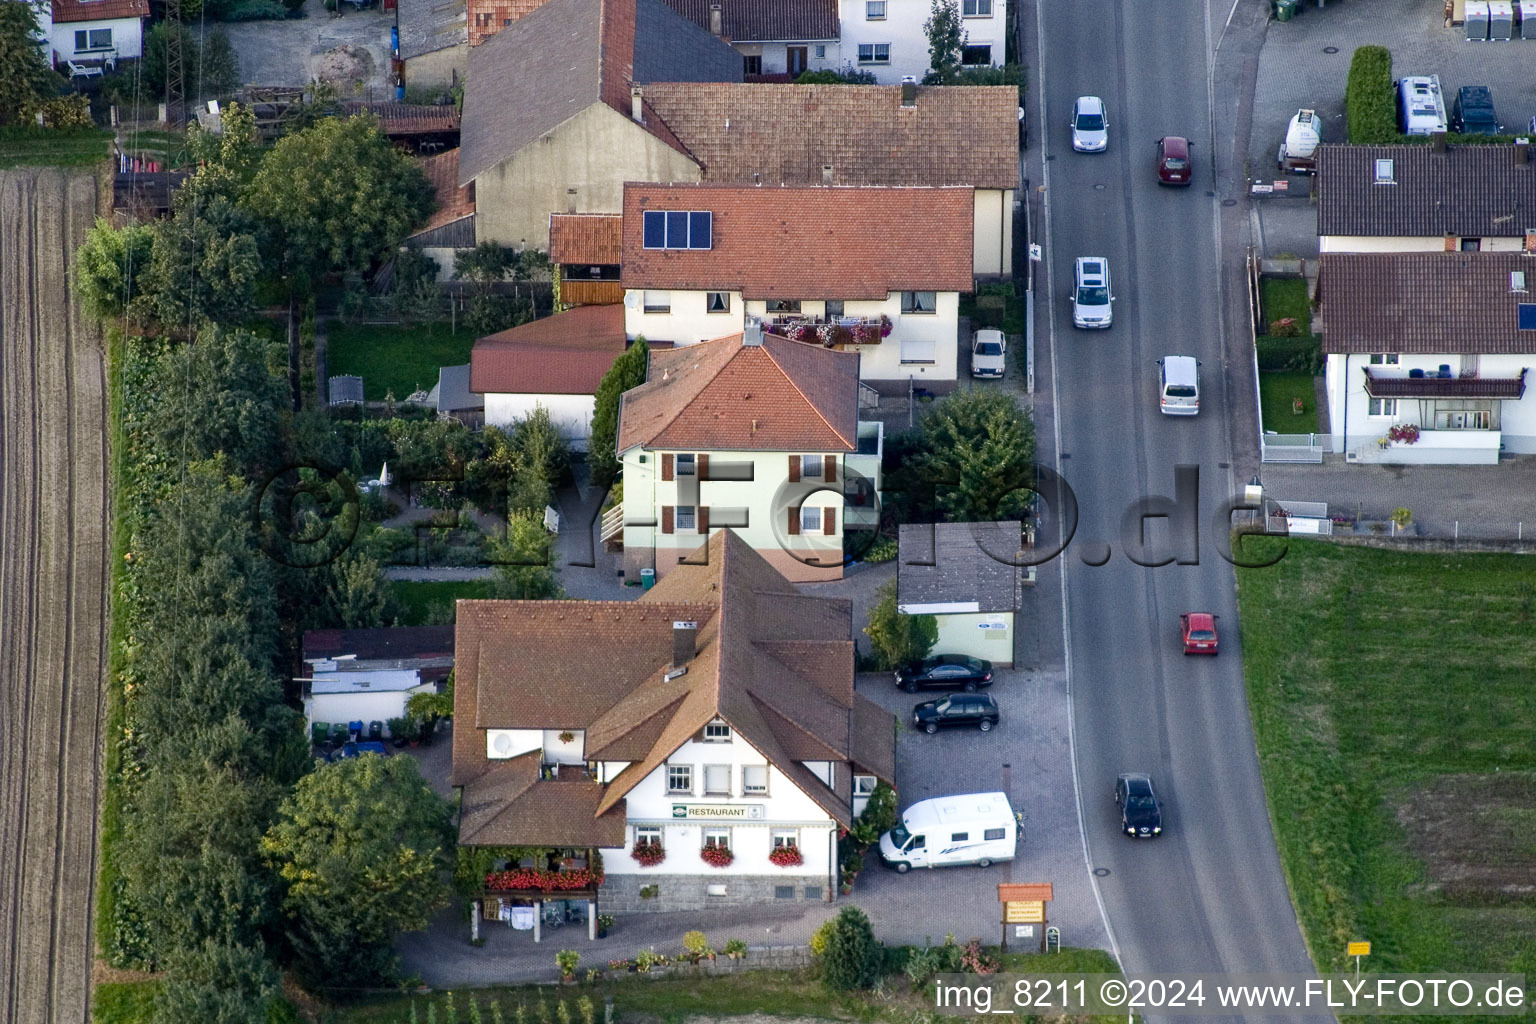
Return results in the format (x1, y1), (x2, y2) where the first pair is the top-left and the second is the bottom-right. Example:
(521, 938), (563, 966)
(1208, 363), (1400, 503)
(672, 804), (766, 820)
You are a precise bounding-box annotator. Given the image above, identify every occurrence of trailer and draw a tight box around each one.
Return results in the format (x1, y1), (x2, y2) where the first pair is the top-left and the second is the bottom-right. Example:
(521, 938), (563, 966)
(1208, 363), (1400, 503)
(1277, 109), (1322, 174)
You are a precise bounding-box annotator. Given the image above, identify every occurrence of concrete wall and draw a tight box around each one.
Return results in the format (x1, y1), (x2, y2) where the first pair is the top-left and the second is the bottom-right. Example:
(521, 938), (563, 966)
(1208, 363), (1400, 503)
(626, 288), (744, 344)
(932, 611), (1013, 666)
(838, 0), (1007, 84)
(403, 42), (468, 91)
(974, 188), (1014, 278)
(474, 104), (702, 251)
(304, 690), (423, 734)
(1319, 234), (1527, 253)
(485, 392), (598, 449)
(52, 17), (142, 60)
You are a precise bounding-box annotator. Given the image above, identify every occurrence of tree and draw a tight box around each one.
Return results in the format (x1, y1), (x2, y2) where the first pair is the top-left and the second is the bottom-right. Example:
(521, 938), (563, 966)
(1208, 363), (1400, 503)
(147, 327), (288, 475)
(141, 24), (241, 101)
(488, 512), (562, 600)
(503, 406), (570, 514)
(74, 219), (156, 322)
(187, 101), (261, 184)
(321, 551), (399, 628)
(153, 940), (280, 1024)
(405, 672), (453, 738)
(821, 906), (882, 990)
(454, 242), (540, 336)
(587, 338), (649, 487)
(0, 1), (58, 126)
(144, 194), (263, 328)
(923, 0), (966, 85)
(910, 387), (1035, 522)
(243, 115), (434, 294)
(387, 247), (444, 326)
(863, 580), (937, 670)
(261, 755), (454, 989)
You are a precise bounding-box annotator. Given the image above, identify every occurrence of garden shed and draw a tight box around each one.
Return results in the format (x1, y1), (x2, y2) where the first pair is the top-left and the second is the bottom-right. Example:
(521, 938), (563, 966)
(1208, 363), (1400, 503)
(897, 521), (1026, 667)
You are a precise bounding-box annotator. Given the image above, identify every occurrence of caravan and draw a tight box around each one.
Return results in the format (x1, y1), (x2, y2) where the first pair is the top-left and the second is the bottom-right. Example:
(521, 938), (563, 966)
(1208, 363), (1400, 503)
(878, 792), (1019, 872)
(1396, 76), (1448, 136)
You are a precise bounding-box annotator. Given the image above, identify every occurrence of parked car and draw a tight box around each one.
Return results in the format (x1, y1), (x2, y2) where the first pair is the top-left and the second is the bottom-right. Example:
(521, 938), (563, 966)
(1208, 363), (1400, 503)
(894, 654), (994, 692)
(1155, 136), (1192, 185)
(1070, 96), (1109, 152)
(1450, 86), (1502, 135)
(1180, 612), (1219, 654)
(1115, 773), (1163, 838)
(970, 328), (1007, 378)
(1072, 257), (1114, 329)
(913, 693), (1000, 733)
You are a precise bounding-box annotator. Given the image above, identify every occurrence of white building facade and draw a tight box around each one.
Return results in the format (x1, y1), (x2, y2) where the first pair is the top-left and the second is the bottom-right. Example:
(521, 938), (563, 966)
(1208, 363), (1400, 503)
(837, 0), (1007, 83)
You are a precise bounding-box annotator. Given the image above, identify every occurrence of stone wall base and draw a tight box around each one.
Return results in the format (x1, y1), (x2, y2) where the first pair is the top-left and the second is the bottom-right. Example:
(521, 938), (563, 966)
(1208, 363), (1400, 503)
(600, 872), (831, 914)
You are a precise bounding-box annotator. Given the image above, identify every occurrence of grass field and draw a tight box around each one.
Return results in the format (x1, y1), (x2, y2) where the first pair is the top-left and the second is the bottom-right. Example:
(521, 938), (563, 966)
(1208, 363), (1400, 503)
(1257, 371), (1319, 434)
(1236, 539), (1536, 984)
(325, 323), (474, 401)
(391, 580), (491, 625)
(0, 126), (113, 169)
(1260, 276), (1310, 333)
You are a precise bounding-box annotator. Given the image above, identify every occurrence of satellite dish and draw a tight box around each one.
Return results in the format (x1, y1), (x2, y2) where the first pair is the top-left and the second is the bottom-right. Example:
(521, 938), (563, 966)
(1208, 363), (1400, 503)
(492, 733), (513, 755)
(624, 291), (641, 310)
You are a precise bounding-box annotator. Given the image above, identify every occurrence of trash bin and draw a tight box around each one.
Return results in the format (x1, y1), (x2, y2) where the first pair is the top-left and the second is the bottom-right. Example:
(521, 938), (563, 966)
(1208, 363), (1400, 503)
(1275, 0), (1297, 19)
(640, 568), (656, 590)
(368, 720), (384, 741)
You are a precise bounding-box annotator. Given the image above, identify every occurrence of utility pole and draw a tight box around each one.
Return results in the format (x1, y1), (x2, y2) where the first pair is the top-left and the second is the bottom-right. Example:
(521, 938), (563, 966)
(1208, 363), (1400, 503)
(163, 0), (185, 127)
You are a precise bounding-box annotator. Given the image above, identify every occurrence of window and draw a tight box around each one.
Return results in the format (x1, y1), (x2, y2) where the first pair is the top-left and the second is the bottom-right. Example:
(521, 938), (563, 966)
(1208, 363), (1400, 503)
(865, 0), (885, 16)
(853, 774), (877, 796)
(901, 291), (937, 314)
(804, 886), (822, 900)
(962, 0), (991, 13)
(676, 505), (696, 531)
(667, 764), (692, 793)
(74, 28), (112, 50)
(706, 291), (730, 313)
(643, 290), (670, 313)
(983, 827), (1006, 841)
(961, 44), (992, 65)
(800, 454), (822, 478)
(899, 338), (937, 364)
(772, 830), (799, 849)
(814, 44), (825, 58)
(800, 506), (822, 533)
(636, 825), (662, 845)
(1368, 398), (1398, 417)
(641, 210), (713, 250)
(1460, 238), (1482, 252)
(858, 43), (890, 64)
(703, 828), (730, 849)
(744, 55), (762, 75)
(703, 721), (731, 741)
(775, 885), (795, 899)
(676, 453), (696, 476)
(1368, 353), (1400, 365)
(825, 300), (844, 318)
(950, 832), (969, 842)
(704, 764), (731, 795)
(1374, 159), (1394, 184)
(766, 299), (801, 313)
(742, 764), (768, 794)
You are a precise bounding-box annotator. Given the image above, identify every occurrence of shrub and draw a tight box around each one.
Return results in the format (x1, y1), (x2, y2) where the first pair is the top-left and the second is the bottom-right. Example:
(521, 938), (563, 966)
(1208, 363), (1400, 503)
(1256, 334), (1321, 372)
(809, 918), (836, 957)
(682, 931), (708, 956)
(959, 939), (999, 974)
(904, 944), (944, 988)
(723, 938), (747, 958)
(864, 579), (937, 670)
(1268, 317), (1300, 338)
(1345, 46), (1396, 144)
(554, 950), (579, 978)
(861, 535), (898, 563)
(820, 906), (882, 991)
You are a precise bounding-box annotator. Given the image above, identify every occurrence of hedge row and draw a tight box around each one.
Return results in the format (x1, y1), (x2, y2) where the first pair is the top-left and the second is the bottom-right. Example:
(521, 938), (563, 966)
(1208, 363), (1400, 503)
(1345, 45), (1396, 144)
(1257, 334), (1323, 372)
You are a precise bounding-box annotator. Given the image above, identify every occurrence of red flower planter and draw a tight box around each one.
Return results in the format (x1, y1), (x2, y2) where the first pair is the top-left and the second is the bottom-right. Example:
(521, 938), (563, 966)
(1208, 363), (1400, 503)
(629, 841), (665, 867)
(768, 846), (804, 868)
(484, 867), (604, 892)
(700, 846), (734, 868)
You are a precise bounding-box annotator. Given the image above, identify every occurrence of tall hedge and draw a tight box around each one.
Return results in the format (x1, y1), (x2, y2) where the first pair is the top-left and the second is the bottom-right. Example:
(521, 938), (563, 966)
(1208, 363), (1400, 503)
(1345, 46), (1397, 144)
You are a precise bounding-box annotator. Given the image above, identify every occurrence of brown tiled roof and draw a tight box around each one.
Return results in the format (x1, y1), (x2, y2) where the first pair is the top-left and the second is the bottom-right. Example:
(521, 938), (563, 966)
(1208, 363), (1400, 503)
(1363, 368), (1526, 398)
(659, 0), (837, 41)
(615, 333), (858, 453)
(467, 0), (555, 45)
(342, 102), (461, 135)
(53, 0), (147, 22)
(304, 626), (455, 662)
(452, 531), (895, 843)
(415, 149), (476, 234)
(1319, 252), (1536, 355)
(622, 183), (974, 298)
(642, 83), (1018, 190)
(470, 305), (627, 394)
(549, 213), (623, 265)
(1317, 144), (1536, 238)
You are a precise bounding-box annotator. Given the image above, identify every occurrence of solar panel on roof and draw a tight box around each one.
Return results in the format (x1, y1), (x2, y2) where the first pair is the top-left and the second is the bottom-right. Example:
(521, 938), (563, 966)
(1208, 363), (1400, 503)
(1518, 303), (1536, 330)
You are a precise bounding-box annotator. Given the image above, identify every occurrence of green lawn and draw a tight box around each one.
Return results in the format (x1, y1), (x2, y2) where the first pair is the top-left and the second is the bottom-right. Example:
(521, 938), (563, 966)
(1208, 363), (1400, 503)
(1236, 539), (1536, 987)
(0, 126), (113, 169)
(92, 981), (159, 1024)
(1260, 276), (1310, 334)
(391, 580), (491, 625)
(1257, 371), (1319, 434)
(326, 322), (474, 401)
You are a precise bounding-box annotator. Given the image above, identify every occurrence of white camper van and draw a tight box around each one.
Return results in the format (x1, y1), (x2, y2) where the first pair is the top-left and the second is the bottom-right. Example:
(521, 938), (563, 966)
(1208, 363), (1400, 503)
(878, 792), (1019, 872)
(1397, 75), (1448, 136)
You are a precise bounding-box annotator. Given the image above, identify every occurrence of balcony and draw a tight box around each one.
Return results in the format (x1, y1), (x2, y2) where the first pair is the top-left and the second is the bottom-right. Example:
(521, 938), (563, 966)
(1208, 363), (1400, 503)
(561, 279), (624, 306)
(764, 314), (892, 347)
(846, 421), (883, 528)
(1363, 366), (1527, 400)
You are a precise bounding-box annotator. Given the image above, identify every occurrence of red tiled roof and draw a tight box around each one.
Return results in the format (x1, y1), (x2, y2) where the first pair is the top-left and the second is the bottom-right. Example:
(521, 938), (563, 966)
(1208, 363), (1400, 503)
(467, 0), (555, 45)
(549, 213), (623, 265)
(415, 149), (475, 233)
(470, 305), (627, 394)
(53, 0), (148, 23)
(342, 102), (461, 135)
(621, 183), (974, 299)
(616, 333), (858, 453)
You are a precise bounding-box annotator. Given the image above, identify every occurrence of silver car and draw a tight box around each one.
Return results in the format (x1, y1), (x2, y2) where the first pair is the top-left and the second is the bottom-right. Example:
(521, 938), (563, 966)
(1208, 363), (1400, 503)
(1071, 257), (1113, 329)
(970, 328), (1006, 378)
(1070, 96), (1108, 153)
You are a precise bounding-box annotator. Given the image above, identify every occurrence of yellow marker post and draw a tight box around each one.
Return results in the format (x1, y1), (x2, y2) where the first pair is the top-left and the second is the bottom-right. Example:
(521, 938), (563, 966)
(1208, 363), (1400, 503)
(1348, 941), (1371, 977)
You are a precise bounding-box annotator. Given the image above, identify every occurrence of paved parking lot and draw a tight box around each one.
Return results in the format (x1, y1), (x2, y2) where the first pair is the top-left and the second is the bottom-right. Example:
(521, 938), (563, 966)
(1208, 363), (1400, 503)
(221, 5), (395, 94)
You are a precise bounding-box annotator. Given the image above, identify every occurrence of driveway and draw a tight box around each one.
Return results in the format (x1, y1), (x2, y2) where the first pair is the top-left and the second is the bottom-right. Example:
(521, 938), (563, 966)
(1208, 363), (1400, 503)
(220, 5), (395, 96)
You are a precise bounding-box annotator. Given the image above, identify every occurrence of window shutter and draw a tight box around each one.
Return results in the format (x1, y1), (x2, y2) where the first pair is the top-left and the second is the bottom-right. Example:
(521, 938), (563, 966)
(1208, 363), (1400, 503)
(787, 456), (800, 482)
(697, 454), (709, 481)
(788, 507), (800, 535)
(662, 454), (674, 481)
(662, 506), (674, 534)
(823, 506), (836, 535)
(823, 455), (837, 481)
(698, 506), (710, 533)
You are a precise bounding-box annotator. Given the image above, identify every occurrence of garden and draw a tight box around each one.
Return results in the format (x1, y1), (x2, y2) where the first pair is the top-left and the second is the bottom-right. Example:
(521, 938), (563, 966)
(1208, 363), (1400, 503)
(1254, 276), (1321, 434)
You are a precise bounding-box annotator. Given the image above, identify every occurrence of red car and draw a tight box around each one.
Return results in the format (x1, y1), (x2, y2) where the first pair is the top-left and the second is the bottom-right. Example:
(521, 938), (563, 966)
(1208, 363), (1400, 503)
(1156, 136), (1192, 186)
(1180, 612), (1218, 654)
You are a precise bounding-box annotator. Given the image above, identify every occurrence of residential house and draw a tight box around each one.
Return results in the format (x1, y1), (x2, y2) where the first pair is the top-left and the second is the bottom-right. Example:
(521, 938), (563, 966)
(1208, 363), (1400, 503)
(897, 521), (1025, 667)
(406, 148), (476, 280)
(614, 326), (883, 583)
(838, 0), (1006, 84)
(470, 304), (630, 447)
(399, 0), (468, 90)
(1319, 251), (1534, 463)
(456, 0), (743, 251)
(452, 529), (898, 917)
(1317, 142), (1536, 253)
(428, 364), (485, 427)
(550, 213), (623, 308)
(620, 182), (974, 392)
(50, 0), (148, 67)
(660, 0), (840, 77)
(301, 627), (454, 740)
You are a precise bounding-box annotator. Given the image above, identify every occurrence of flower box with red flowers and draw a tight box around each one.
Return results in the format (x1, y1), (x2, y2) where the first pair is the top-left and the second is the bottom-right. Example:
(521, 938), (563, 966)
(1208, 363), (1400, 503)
(700, 845), (734, 868)
(484, 867), (604, 893)
(768, 845), (804, 868)
(629, 841), (665, 867)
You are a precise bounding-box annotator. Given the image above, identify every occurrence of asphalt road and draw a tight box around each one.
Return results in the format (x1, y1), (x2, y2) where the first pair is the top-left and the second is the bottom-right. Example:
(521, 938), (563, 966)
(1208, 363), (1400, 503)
(1030, 0), (1326, 1015)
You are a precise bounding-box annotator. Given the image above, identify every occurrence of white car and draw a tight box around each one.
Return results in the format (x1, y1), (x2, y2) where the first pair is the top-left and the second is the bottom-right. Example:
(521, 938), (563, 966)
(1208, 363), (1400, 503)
(1071, 257), (1113, 329)
(970, 329), (1007, 378)
(1070, 96), (1108, 153)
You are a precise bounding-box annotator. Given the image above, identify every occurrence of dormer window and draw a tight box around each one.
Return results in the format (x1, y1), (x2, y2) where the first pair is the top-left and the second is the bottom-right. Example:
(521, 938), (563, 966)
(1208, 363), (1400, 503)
(1512, 271), (1527, 292)
(703, 721), (731, 742)
(1374, 159), (1394, 184)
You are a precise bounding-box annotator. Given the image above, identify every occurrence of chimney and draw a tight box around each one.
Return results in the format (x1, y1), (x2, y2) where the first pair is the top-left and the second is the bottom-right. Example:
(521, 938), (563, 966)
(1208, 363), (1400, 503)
(631, 86), (644, 123)
(1516, 137), (1531, 166)
(900, 75), (917, 107)
(821, 164), (833, 184)
(566, 188), (577, 213)
(671, 621), (698, 670)
(743, 318), (763, 346)
(709, 2), (722, 35)
(1432, 131), (1447, 154)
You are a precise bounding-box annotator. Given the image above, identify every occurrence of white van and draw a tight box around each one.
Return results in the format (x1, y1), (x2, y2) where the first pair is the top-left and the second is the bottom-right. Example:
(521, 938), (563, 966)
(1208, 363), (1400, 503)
(1397, 75), (1448, 136)
(878, 792), (1019, 872)
(1158, 356), (1200, 416)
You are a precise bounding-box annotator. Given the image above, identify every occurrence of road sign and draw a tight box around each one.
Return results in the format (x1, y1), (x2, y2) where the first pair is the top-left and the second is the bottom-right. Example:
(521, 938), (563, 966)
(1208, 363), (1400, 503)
(1014, 925), (1034, 938)
(1348, 941), (1371, 957)
(1029, 244), (1042, 262)
(1005, 900), (1044, 923)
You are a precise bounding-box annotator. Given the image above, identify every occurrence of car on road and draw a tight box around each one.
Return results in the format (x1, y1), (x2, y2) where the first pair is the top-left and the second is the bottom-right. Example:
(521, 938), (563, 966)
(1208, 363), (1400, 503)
(1070, 96), (1108, 152)
(970, 328), (1007, 378)
(913, 693), (1000, 733)
(1115, 773), (1163, 838)
(1180, 612), (1219, 654)
(1157, 355), (1200, 415)
(1155, 136), (1192, 185)
(895, 654), (994, 692)
(1071, 257), (1114, 329)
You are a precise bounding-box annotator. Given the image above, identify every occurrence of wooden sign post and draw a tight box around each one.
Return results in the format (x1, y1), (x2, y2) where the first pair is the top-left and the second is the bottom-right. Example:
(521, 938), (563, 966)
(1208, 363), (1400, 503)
(998, 883), (1054, 953)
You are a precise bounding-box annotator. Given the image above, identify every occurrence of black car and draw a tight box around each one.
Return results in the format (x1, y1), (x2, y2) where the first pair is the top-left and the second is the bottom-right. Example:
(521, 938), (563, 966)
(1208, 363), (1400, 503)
(894, 654), (994, 692)
(1115, 773), (1162, 838)
(1450, 86), (1502, 135)
(912, 693), (1000, 734)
